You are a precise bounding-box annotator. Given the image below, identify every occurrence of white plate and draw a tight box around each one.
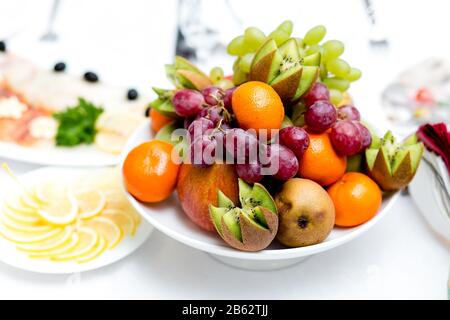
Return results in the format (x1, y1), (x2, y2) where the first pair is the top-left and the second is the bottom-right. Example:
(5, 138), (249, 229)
(0, 167), (153, 274)
(0, 142), (119, 167)
(409, 151), (450, 243)
(121, 121), (400, 270)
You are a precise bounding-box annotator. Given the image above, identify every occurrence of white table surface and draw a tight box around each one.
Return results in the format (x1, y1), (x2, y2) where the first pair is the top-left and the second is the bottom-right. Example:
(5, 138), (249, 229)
(0, 0), (449, 300)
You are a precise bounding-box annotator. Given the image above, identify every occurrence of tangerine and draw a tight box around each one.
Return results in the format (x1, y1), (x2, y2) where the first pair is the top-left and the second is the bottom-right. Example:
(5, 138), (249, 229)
(231, 81), (284, 135)
(328, 172), (382, 227)
(298, 131), (346, 186)
(123, 140), (179, 203)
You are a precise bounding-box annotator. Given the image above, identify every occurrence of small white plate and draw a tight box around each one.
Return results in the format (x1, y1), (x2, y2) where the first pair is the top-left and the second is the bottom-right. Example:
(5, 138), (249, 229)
(409, 151), (450, 243)
(0, 142), (118, 167)
(122, 121), (400, 270)
(0, 167), (153, 274)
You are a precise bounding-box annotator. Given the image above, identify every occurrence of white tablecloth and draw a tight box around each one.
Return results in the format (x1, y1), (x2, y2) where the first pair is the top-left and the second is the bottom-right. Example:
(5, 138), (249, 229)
(0, 0), (448, 299)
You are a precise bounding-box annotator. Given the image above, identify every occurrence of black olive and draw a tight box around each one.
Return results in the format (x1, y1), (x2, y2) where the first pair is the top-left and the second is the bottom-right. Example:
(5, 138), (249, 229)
(0, 41), (6, 52)
(144, 106), (151, 117)
(84, 71), (99, 82)
(53, 62), (66, 72)
(127, 88), (139, 100)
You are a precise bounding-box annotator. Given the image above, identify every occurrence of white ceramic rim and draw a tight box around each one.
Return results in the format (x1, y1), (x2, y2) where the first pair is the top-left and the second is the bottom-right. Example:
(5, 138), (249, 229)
(0, 141), (119, 167)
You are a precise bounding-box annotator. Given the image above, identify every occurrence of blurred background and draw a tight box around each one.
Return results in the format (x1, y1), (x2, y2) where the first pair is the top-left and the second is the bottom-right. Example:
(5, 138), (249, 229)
(1, 0), (449, 134)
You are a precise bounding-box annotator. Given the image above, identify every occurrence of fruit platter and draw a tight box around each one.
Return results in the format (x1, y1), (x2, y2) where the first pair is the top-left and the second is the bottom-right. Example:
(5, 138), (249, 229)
(121, 21), (424, 269)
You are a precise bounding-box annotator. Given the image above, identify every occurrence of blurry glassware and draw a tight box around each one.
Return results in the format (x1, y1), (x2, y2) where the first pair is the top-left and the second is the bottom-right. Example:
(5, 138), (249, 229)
(382, 58), (450, 134)
(175, 0), (241, 68)
(362, 0), (388, 47)
(40, 0), (61, 42)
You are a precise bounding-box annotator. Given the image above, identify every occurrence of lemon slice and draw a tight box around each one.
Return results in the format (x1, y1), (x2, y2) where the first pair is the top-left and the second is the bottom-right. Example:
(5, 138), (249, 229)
(73, 168), (120, 191)
(52, 228), (98, 261)
(102, 211), (136, 236)
(96, 112), (144, 136)
(73, 189), (106, 219)
(37, 192), (79, 226)
(35, 181), (68, 204)
(17, 227), (73, 252)
(76, 236), (107, 264)
(0, 223), (63, 244)
(29, 233), (80, 259)
(20, 193), (41, 210)
(2, 206), (41, 224)
(0, 214), (53, 233)
(95, 132), (127, 154)
(82, 217), (122, 248)
(4, 196), (36, 215)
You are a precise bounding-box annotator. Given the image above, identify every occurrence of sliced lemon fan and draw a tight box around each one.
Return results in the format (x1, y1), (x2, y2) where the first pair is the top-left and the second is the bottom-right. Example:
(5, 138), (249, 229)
(0, 223), (63, 244)
(17, 227), (73, 253)
(29, 233), (80, 259)
(77, 236), (107, 264)
(52, 228), (99, 261)
(37, 192), (79, 226)
(102, 211), (136, 236)
(74, 189), (106, 219)
(95, 132), (128, 154)
(0, 166), (142, 265)
(82, 217), (122, 249)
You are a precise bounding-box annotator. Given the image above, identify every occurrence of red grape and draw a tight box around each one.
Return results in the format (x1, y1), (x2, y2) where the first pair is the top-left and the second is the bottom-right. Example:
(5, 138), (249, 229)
(223, 87), (236, 110)
(266, 144), (299, 181)
(201, 86), (225, 106)
(330, 120), (362, 156)
(198, 106), (225, 126)
(172, 89), (205, 117)
(304, 100), (337, 132)
(353, 121), (372, 150)
(279, 127), (310, 158)
(303, 82), (330, 107)
(236, 162), (263, 184)
(190, 135), (217, 167)
(224, 128), (259, 163)
(337, 105), (361, 121)
(187, 117), (214, 141)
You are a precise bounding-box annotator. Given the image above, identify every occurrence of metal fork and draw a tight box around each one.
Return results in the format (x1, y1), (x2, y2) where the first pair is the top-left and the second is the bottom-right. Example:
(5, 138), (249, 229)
(40, 0), (61, 42)
(363, 0), (389, 47)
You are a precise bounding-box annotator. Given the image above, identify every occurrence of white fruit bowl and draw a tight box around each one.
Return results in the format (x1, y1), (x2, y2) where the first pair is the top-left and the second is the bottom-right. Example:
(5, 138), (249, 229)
(121, 121), (400, 271)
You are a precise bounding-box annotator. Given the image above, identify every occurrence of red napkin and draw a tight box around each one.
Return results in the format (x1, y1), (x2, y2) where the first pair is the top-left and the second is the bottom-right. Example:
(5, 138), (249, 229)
(417, 123), (450, 174)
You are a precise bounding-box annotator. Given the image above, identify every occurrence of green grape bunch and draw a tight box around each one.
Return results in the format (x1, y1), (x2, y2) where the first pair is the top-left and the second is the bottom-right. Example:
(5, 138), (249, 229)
(226, 21), (361, 105)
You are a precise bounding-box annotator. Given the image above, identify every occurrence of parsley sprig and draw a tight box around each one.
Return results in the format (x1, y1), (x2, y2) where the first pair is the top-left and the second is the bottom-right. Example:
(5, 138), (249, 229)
(53, 98), (104, 147)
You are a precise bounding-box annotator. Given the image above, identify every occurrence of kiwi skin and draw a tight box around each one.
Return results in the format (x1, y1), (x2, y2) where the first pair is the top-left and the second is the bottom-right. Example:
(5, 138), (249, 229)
(176, 70), (212, 91)
(210, 180), (279, 252)
(365, 132), (424, 191)
(221, 207), (278, 252)
(366, 146), (423, 191)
